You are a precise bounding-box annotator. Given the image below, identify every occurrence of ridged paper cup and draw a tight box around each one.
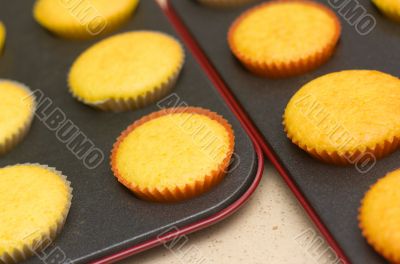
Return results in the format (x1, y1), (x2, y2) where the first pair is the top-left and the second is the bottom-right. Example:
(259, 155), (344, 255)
(228, 0), (341, 78)
(283, 70), (400, 165)
(0, 164), (72, 264)
(283, 119), (400, 165)
(358, 169), (400, 263)
(70, 62), (182, 112)
(111, 107), (235, 202)
(68, 31), (185, 112)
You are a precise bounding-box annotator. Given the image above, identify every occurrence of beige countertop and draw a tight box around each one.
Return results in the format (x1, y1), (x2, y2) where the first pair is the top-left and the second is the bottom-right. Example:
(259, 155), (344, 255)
(122, 161), (334, 264)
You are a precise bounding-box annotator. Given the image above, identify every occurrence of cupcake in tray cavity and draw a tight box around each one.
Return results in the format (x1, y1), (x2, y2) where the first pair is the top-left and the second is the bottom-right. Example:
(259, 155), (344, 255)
(0, 164), (72, 264)
(33, 0), (139, 39)
(373, 0), (400, 22)
(0, 80), (36, 155)
(111, 107), (235, 202)
(228, 0), (341, 77)
(68, 31), (185, 112)
(359, 169), (400, 263)
(0, 21), (5, 54)
(283, 70), (400, 165)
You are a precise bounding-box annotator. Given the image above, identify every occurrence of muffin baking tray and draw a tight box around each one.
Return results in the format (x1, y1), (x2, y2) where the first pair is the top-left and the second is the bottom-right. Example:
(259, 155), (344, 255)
(169, 0), (400, 263)
(0, 1), (263, 263)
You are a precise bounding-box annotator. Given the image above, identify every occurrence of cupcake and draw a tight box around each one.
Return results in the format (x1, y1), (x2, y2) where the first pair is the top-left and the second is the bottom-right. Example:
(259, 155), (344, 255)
(69, 31), (184, 111)
(0, 21), (5, 54)
(0, 164), (72, 264)
(196, 0), (256, 8)
(283, 70), (400, 165)
(373, 0), (400, 22)
(111, 107), (235, 202)
(359, 169), (400, 263)
(33, 0), (139, 39)
(228, 0), (341, 77)
(0, 80), (36, 155)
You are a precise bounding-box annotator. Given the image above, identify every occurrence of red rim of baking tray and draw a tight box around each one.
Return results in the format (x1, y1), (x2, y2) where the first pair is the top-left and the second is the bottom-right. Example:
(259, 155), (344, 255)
(91, 3), (265, 264)
(163, 1), (351, 263)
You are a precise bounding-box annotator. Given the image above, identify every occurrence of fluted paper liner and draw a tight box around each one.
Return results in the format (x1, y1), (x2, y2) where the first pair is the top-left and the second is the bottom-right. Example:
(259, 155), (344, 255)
(111, 107), (235, 202)
(358, 170), (400, 263)
(0, 164), (73, 264)
(228, 0), (341, 78)
(0, 80), (36, 156)
(68, 35), (185, 112)
(283, 116), (400, 165)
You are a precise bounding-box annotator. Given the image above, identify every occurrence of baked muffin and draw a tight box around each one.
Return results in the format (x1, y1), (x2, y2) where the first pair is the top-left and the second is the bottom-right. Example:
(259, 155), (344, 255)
(111, 107), (235, 202)
(33, 0), (139, 39)
(0, 21), (5, 54)
(0, 164), (72, 264)
(284, 70), (400, 164)
(373, 0), (400, 22)
(228, 0), (341, 77)
(359, 169), (400, 263)
(69, 31), (184, 111)
(0, 80), (36, 155)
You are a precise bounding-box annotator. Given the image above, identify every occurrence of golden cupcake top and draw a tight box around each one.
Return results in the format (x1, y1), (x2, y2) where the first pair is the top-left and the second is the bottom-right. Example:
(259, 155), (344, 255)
(111, 107), (235, 202)
(373, 0), (400, 22)
(69, 31), (184, 110)
(359, 169), (400, 263)
(284, 70), (400, 156)
(228, 0), (340, 77)
(0, 164), (72, 261)
(0, 21), (5, 53)
(0, 80), (35, 149)
(33, 0), (139, 38)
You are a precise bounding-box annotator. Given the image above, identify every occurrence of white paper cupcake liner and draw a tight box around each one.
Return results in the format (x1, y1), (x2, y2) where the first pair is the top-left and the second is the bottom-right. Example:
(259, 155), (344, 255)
(0, 164), (72, 264)
(69, 35), (185, 112)
(86, 67), (181, 112)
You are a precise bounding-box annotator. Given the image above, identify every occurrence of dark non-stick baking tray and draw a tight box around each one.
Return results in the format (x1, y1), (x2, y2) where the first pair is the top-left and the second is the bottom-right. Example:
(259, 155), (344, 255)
(0, 1), (263, 263)
(169, 0), (400, 263)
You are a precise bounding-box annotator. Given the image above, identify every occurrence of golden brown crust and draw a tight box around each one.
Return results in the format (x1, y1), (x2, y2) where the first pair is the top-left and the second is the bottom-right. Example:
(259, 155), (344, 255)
(0, 164), (72, 264)
(110, 107), (235, 202)
(227, 0), (341, 78)
(358, 171), (400, 263)
(283, 118), (400, 165)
